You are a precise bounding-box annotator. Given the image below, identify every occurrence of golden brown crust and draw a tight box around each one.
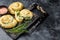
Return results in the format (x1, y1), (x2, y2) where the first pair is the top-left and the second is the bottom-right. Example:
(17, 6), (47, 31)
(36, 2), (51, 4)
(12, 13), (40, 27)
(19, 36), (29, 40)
(20, 9), (33, 20)
(0, 15), (17, 28)
(8, 2), (24, 14)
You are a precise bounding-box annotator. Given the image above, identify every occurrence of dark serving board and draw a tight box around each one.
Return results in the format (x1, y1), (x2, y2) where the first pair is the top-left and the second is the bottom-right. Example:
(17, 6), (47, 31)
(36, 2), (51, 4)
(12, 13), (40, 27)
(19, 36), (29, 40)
(0, 0), (48, 40)
(2, 13), (40, 40)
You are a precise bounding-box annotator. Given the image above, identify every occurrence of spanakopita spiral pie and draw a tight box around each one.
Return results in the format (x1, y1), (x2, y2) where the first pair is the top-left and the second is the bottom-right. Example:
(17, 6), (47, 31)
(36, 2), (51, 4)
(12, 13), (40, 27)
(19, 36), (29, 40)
(0, 15), (17, 28)
(8, 2), (24, 14)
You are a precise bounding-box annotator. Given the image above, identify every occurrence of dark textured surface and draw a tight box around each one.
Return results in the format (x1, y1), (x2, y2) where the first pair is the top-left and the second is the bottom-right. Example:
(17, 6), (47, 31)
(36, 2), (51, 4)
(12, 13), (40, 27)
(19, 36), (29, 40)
(0, 0), (60, 40)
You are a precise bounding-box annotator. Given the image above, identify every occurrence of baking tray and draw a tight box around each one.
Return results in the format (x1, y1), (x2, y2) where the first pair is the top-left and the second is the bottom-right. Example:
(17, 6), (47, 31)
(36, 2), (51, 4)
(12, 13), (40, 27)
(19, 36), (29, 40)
(0, 0), (48, 40)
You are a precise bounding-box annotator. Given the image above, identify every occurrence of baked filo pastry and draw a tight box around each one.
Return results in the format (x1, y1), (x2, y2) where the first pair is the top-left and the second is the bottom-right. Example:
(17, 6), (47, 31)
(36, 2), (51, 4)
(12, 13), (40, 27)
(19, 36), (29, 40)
(20, 9), (33, 20)
(0, 15), (17, 28)
(15, 9), (33, 23)
(8, 2), (24, 14)
(15, 11), (23, 22)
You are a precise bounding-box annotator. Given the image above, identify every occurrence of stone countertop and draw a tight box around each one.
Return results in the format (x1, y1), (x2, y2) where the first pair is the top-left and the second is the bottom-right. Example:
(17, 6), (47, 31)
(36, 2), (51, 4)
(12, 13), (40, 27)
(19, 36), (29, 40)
(0, 0), (60, 40)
